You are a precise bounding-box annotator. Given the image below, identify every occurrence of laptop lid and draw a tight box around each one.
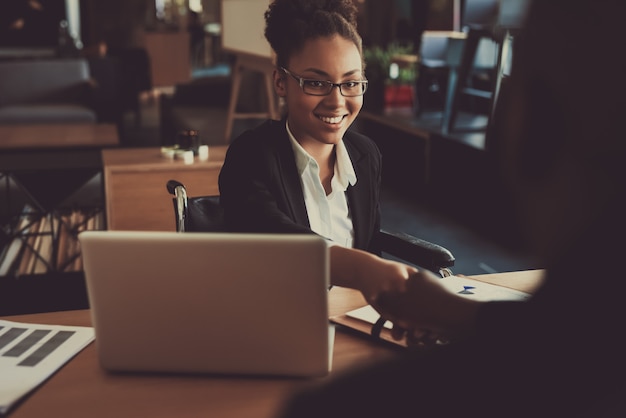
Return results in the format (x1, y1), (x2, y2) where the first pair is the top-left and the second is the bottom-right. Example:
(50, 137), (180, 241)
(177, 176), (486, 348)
(78, 230), (333, 377)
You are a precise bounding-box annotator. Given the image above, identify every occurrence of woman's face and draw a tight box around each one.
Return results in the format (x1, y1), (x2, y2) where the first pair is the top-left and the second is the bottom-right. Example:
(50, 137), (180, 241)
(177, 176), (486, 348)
(275, 35), (364, 149)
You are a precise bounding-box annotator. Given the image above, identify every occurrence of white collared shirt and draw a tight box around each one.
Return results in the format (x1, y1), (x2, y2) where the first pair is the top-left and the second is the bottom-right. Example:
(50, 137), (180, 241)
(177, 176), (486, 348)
(286, 122), (357, 248)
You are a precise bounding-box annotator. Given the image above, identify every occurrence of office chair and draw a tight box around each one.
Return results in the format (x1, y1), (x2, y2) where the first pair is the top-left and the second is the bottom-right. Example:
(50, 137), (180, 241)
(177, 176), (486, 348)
(414, 31), (466, 115)
(166, 179), (455, 277)
(415, 0), (500, 130)
(444, 0), (530, 133)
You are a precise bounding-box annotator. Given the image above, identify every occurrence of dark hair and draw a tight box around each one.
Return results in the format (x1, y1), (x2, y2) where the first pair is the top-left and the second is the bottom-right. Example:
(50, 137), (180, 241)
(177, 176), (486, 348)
(264, 0), (363, 69)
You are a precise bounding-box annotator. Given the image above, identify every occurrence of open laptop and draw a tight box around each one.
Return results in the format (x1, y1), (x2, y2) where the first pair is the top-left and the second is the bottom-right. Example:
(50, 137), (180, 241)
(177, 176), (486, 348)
(78, 230), (333, 377)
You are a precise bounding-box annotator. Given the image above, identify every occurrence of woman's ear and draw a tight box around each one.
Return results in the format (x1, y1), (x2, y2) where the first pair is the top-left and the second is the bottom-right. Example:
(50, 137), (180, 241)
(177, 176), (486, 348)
(273, 68), (287, 97)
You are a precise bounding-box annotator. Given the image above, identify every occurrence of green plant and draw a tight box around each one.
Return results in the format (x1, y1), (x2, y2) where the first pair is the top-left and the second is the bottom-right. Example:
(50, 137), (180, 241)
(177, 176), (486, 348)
(363, 46), (392, 83)
(363, 42), (416, 85)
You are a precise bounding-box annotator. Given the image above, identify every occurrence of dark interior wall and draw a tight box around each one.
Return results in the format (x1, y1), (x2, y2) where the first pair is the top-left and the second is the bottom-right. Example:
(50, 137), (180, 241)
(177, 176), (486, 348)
(1, 1), (456, 52)
(0, 0), (66, 47)
(359, 0), (456, 50)
(0, 0), (153, 51)
(80, 0), (151, 50)
(426, 0), (456, 30)
(359, 0), (395, 48)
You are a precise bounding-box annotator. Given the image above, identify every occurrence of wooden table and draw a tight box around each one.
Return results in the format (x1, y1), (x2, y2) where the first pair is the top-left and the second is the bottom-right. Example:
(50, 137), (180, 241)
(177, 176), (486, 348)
(2, 270), (545, 418)
(0, 123), (118, 151)
(101, 146), (227, 231)
(0, 123), (119, 171)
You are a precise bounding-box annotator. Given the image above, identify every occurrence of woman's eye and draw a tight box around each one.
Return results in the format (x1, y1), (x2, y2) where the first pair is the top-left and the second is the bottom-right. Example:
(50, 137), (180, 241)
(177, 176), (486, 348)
(305, 80), (327, 89)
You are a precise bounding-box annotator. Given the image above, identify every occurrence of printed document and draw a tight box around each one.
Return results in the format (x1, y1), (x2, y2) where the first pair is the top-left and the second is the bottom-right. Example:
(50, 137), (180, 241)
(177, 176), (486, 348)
(0, 319), (94, 414)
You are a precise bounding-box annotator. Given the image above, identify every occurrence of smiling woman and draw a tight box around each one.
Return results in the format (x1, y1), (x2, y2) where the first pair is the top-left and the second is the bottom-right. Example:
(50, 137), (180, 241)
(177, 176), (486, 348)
(218, 0), (422, 311)
(219, 0), (371, 246)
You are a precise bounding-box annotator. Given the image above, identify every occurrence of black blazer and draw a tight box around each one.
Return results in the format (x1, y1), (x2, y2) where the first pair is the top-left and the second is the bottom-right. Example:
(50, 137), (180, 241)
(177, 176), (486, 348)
(218, 119), (382, 253)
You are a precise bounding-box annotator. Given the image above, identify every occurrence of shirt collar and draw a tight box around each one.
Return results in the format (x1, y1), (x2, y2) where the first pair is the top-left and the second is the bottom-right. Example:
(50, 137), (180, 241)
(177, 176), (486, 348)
(286, 121), (357, 188)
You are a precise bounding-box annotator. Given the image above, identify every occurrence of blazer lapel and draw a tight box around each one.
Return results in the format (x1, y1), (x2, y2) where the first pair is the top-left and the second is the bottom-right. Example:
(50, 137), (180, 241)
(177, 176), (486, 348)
(345, 140), (374, 250)
(273, 122), (310, 227)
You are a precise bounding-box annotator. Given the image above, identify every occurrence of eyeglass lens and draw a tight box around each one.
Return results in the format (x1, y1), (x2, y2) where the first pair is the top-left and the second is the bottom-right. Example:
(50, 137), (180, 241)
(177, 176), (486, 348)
(301, 80), (367, 96)
(282, 68), (367, 96)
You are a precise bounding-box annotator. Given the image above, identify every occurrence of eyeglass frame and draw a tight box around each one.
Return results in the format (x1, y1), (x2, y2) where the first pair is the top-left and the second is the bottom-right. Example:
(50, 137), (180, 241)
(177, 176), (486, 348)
(280, 67), (368, 97)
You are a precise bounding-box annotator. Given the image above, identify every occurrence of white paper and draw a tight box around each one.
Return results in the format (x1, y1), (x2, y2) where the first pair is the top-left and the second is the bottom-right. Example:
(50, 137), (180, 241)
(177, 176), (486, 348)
(346, 275), (531, 328)
(346, 305), (394, 329)
(0, 320), (95, 415)
(434, 275), (531, 302)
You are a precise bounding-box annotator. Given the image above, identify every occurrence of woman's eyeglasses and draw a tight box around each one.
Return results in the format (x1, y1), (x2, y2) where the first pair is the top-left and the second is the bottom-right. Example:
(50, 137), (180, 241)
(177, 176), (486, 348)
(280, 67), (368, 97)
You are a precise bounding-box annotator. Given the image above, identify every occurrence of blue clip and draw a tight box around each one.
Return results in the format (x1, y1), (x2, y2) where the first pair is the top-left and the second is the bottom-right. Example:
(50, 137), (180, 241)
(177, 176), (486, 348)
(458, 285), (476, 295)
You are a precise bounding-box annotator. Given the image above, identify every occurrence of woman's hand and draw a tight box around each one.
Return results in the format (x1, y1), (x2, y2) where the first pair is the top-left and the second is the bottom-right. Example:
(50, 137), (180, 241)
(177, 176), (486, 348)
(354, 255), (417, 307)
(329, 246), (480, 346)
(376, 270), (482, 344)
(329, 246), (415, 301)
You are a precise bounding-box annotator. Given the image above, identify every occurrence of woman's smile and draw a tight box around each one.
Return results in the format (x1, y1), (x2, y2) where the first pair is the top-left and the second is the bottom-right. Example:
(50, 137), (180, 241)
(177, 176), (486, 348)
(316, 114), (346, 125)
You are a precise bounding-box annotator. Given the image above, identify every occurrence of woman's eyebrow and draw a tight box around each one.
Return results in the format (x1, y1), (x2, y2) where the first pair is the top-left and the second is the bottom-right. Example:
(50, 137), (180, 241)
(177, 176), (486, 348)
(302, 68), (363, 78)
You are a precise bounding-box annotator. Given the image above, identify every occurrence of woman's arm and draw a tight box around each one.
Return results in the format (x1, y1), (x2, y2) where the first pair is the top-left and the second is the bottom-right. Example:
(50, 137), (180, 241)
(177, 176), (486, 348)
(329, 245), (416, 304)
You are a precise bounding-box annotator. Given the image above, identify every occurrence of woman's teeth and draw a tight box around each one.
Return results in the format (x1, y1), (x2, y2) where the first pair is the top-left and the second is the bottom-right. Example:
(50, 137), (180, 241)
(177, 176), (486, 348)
(318, 115), (343, 124)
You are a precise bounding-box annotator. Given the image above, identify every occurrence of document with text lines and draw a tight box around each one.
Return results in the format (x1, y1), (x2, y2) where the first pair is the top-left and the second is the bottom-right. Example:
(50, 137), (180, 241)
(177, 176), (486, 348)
(0, 320), (94, 415)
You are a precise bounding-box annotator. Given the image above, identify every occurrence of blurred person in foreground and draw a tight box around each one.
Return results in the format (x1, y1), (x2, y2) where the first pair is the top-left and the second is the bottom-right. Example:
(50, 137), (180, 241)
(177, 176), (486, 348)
(278, 1), (626, 417)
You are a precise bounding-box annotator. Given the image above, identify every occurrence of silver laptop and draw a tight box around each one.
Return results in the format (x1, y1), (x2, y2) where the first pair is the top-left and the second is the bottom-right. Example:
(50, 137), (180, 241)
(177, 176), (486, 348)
(78, 230), (333, 377)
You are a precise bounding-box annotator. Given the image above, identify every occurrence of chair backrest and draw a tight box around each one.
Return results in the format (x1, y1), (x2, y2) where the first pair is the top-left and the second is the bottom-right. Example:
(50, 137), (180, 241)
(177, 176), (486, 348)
(419, 32), (450, 62)
(462, 0), (499, 29)
(166, 179), (225, 232)
(184, 195), (225, 232)
(166, 180), (455, 276)
(497, 0), (532, 29)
